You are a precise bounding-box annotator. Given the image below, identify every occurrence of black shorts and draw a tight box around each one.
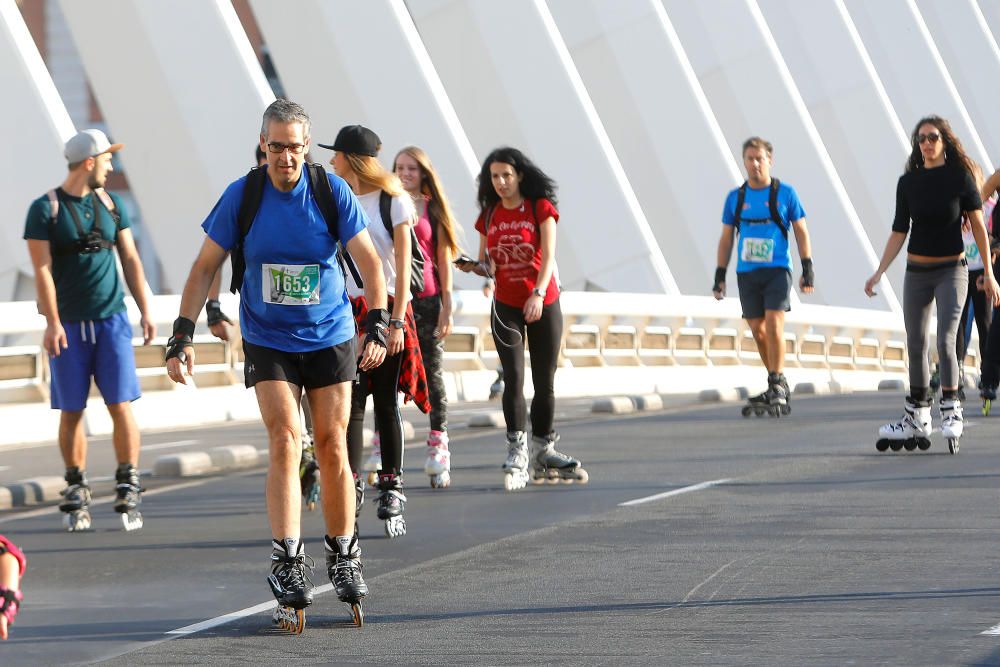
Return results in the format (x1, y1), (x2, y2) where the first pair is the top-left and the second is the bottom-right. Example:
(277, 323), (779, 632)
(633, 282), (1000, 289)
(242, 338), (356, 389)
(736, 267), (792, 319)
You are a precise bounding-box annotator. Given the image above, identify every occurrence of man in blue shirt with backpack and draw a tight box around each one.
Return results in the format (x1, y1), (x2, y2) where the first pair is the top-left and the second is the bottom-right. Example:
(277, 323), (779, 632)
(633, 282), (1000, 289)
(713, 136), (815, 417)
(165, 99), (388, 631)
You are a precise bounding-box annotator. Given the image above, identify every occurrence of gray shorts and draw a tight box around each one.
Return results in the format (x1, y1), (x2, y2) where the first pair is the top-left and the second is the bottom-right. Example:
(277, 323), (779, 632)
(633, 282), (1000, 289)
(736, 267), (792, 319)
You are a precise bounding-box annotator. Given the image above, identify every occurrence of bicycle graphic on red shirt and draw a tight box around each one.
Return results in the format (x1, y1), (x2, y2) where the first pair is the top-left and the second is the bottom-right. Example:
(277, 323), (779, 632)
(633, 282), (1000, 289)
(489, 236), (535, 266)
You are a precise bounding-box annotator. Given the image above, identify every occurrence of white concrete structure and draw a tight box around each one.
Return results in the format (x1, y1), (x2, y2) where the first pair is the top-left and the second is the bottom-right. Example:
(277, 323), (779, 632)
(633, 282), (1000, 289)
(407, 0), (678, 294)
(914, 0), (1000, 167)
(662, 0), (897, 312)
(248, 0), (481, 287)
(0, 0), (75, 303)
(843, 0), (992, 170)
(756, 0), (911, 297)
(548, 0), (742, 295)
(58, 0), (274, 293)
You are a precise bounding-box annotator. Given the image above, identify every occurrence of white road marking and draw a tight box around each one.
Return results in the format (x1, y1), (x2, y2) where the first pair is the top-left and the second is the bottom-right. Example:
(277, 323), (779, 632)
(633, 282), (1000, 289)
(619, 478), (734, 507)
(143, 439), (199, 452)
(165, 583), (334, 635)
(981, 622), (1000, 636)
(0, 466), (9, 472)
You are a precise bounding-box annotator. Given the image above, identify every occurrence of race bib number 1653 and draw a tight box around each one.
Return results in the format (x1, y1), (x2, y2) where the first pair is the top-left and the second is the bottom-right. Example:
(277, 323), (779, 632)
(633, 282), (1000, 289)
(263, 264), (320, 305)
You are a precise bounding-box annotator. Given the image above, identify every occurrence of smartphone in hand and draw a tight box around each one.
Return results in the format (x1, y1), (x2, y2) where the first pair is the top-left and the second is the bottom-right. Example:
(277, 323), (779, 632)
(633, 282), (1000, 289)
(453, 254), (477, 267)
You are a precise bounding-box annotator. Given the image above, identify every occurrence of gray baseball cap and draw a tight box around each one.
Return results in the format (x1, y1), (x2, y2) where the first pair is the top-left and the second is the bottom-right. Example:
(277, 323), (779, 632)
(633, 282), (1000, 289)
(64, 129), (123, 163)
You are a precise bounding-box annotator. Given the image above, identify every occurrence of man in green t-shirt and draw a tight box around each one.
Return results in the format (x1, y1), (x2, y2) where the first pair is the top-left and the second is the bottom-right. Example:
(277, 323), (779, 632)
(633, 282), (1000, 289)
(23, 129), (155, 533)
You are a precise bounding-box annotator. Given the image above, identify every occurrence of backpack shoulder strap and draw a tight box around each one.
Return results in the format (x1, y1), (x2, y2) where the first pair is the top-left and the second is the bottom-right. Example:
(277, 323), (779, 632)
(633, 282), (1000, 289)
(379, 190), (393, 234)
(733, 183), (747, 233)
(47, 189), (59, 224)
(769, 178), (788, 239)
(228, 166), (267, 293)
(93, 188), (122, 231)
(306, 163), (362, 288)
(484, 205), (496, 234)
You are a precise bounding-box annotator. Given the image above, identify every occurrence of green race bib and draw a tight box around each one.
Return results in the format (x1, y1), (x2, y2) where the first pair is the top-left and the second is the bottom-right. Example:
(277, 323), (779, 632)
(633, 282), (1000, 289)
(741, 238), (775, 263)
(262, 264), (320, 305)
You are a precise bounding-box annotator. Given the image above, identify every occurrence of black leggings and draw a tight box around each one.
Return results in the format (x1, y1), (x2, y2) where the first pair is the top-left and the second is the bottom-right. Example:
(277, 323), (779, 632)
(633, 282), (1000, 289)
(411, 295), (447, 431)
(493, 298), (563, 437)
(956, 268), (992, 366)
(347, 351), (403, 476)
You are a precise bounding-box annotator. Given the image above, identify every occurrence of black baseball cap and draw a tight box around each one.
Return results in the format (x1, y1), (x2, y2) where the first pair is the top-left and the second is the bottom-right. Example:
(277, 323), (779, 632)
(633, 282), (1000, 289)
(317, 125), (381, 157)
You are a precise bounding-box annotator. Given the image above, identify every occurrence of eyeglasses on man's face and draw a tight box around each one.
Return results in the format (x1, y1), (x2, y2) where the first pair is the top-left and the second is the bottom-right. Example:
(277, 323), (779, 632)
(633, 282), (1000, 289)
(267, 142), (306, 155)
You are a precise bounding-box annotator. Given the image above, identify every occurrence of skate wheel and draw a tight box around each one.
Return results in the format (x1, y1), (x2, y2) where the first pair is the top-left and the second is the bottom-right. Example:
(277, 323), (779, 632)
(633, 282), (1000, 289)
(780, 405), (791, 416)
(903, 439), (917, 452)
(948, 438), (960, 455)
(307, 501), (316, 511)
(875, 439), (890, 452)
(503, 470), (527, 491)
(575, 468), (589, 484)
(384, 516), (406, 539)
(120, 511), (143, 532)
(889, 440), (903, 452)
(741, 406), (752, 417)
(63, 510), (92, 532)
(365, 471), (379, 487)
(351, 602), (364, 627)
(916, 438), (931, 451)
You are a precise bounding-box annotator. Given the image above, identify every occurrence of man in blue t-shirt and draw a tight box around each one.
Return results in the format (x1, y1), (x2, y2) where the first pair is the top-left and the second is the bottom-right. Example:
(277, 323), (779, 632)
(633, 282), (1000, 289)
(713, 136), (815, 411)
(23, 129), (155, 533)
(165, 100), (388, 626)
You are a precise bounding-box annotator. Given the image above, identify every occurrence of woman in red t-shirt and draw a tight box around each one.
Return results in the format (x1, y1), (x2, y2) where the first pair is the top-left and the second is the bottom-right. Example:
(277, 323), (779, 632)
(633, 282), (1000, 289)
(393, 146), (461, 489)
(458, 147), (588, 490)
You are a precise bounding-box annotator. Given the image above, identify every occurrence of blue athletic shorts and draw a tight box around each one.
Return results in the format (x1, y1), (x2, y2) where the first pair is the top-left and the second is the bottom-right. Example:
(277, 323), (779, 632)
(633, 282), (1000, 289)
(736, 267), (793, 319)
(49, 310), (141, 411)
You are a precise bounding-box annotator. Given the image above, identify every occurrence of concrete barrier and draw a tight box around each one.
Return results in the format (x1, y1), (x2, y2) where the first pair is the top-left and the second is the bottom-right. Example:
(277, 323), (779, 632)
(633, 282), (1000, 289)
(208, 445), (259, 470)
(591, 396), (636, 414)
(468, 411), (505, 428)
(153, 452), (214, 478)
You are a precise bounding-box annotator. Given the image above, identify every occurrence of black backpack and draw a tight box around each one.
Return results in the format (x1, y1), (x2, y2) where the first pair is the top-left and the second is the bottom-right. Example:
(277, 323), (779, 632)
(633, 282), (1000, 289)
(378, 190), (426, 296)
(733, 178), (786, 239)
(46, 188), (122, 256)
(229, 164), (361, 293)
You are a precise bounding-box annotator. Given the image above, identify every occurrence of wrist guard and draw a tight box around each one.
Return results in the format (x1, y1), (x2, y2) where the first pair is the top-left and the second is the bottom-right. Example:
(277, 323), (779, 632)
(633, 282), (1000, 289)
(713, 266), (727, 293)
(0, 535), (26, 577)
(364, 308), (390, 349)
(801, 258), (814, 288)
(166, 316), (195, 363)
(0, 587), (21, 627)
(205, 300), (231, 327)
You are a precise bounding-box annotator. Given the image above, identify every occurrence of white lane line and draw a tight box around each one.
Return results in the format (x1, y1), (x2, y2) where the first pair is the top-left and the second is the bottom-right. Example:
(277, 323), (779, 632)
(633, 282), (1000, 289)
(619, 478), (734, 507)
(143, 439), (200, 452)
(0, 466), (9, 472)
(981, 622), (1000, 636)
(165, 583), (334, 635)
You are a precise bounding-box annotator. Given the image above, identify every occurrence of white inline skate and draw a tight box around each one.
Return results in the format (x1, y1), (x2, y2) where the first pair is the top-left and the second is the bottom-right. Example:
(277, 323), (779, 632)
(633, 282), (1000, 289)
(424, 430), (451, 489)
(502, 431), (529, 491)
(876, 397), (932, 453)
(939, 397), (963, 454)
(529, 432), (589, 484)
(363, 432), (382, 487)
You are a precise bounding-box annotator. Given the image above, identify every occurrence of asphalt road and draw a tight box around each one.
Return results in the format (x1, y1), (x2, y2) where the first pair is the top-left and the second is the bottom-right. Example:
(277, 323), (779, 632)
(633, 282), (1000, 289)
(2, 392), (1000, 666)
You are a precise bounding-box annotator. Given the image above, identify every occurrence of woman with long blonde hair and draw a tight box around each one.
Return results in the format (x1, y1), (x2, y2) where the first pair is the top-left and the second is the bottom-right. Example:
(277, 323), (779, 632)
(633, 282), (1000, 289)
(321, 125), (429, 538)
(392, 145), (460, 488)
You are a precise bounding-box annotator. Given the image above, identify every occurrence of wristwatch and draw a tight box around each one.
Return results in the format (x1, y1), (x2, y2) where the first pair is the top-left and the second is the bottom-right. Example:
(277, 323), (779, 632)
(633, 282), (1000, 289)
(389, 318), (405, 330)
(531, 287), (545, 297)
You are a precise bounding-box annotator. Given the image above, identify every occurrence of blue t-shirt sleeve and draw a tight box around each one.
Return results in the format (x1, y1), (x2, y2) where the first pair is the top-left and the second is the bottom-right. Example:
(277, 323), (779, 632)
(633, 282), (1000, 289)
(23, 197), (51, 241)
(201, 178), (244, 251)
(108, 192), (132, 231)
(784, 185), (806, 222)
(721, 190), (737, 226)
(329, 173), (370, 244)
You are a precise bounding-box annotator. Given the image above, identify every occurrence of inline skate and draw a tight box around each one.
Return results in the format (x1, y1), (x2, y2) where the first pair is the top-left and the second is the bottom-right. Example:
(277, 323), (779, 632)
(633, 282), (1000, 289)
(268, 538), (313, 634)
(529, 432), (589, 485)
(502, 431), (529, 491)
(424, 430), (451, 489)
(59, 467), (92, 532)
(375, 474), (406, 538)
(940, 397), (963, 454)
(325, 532), (367, 627)
(741, 373), (790, 417)
(363, 432), (381, 487)
(114, 464), (144, 531)
(876, 396), (932, 453)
